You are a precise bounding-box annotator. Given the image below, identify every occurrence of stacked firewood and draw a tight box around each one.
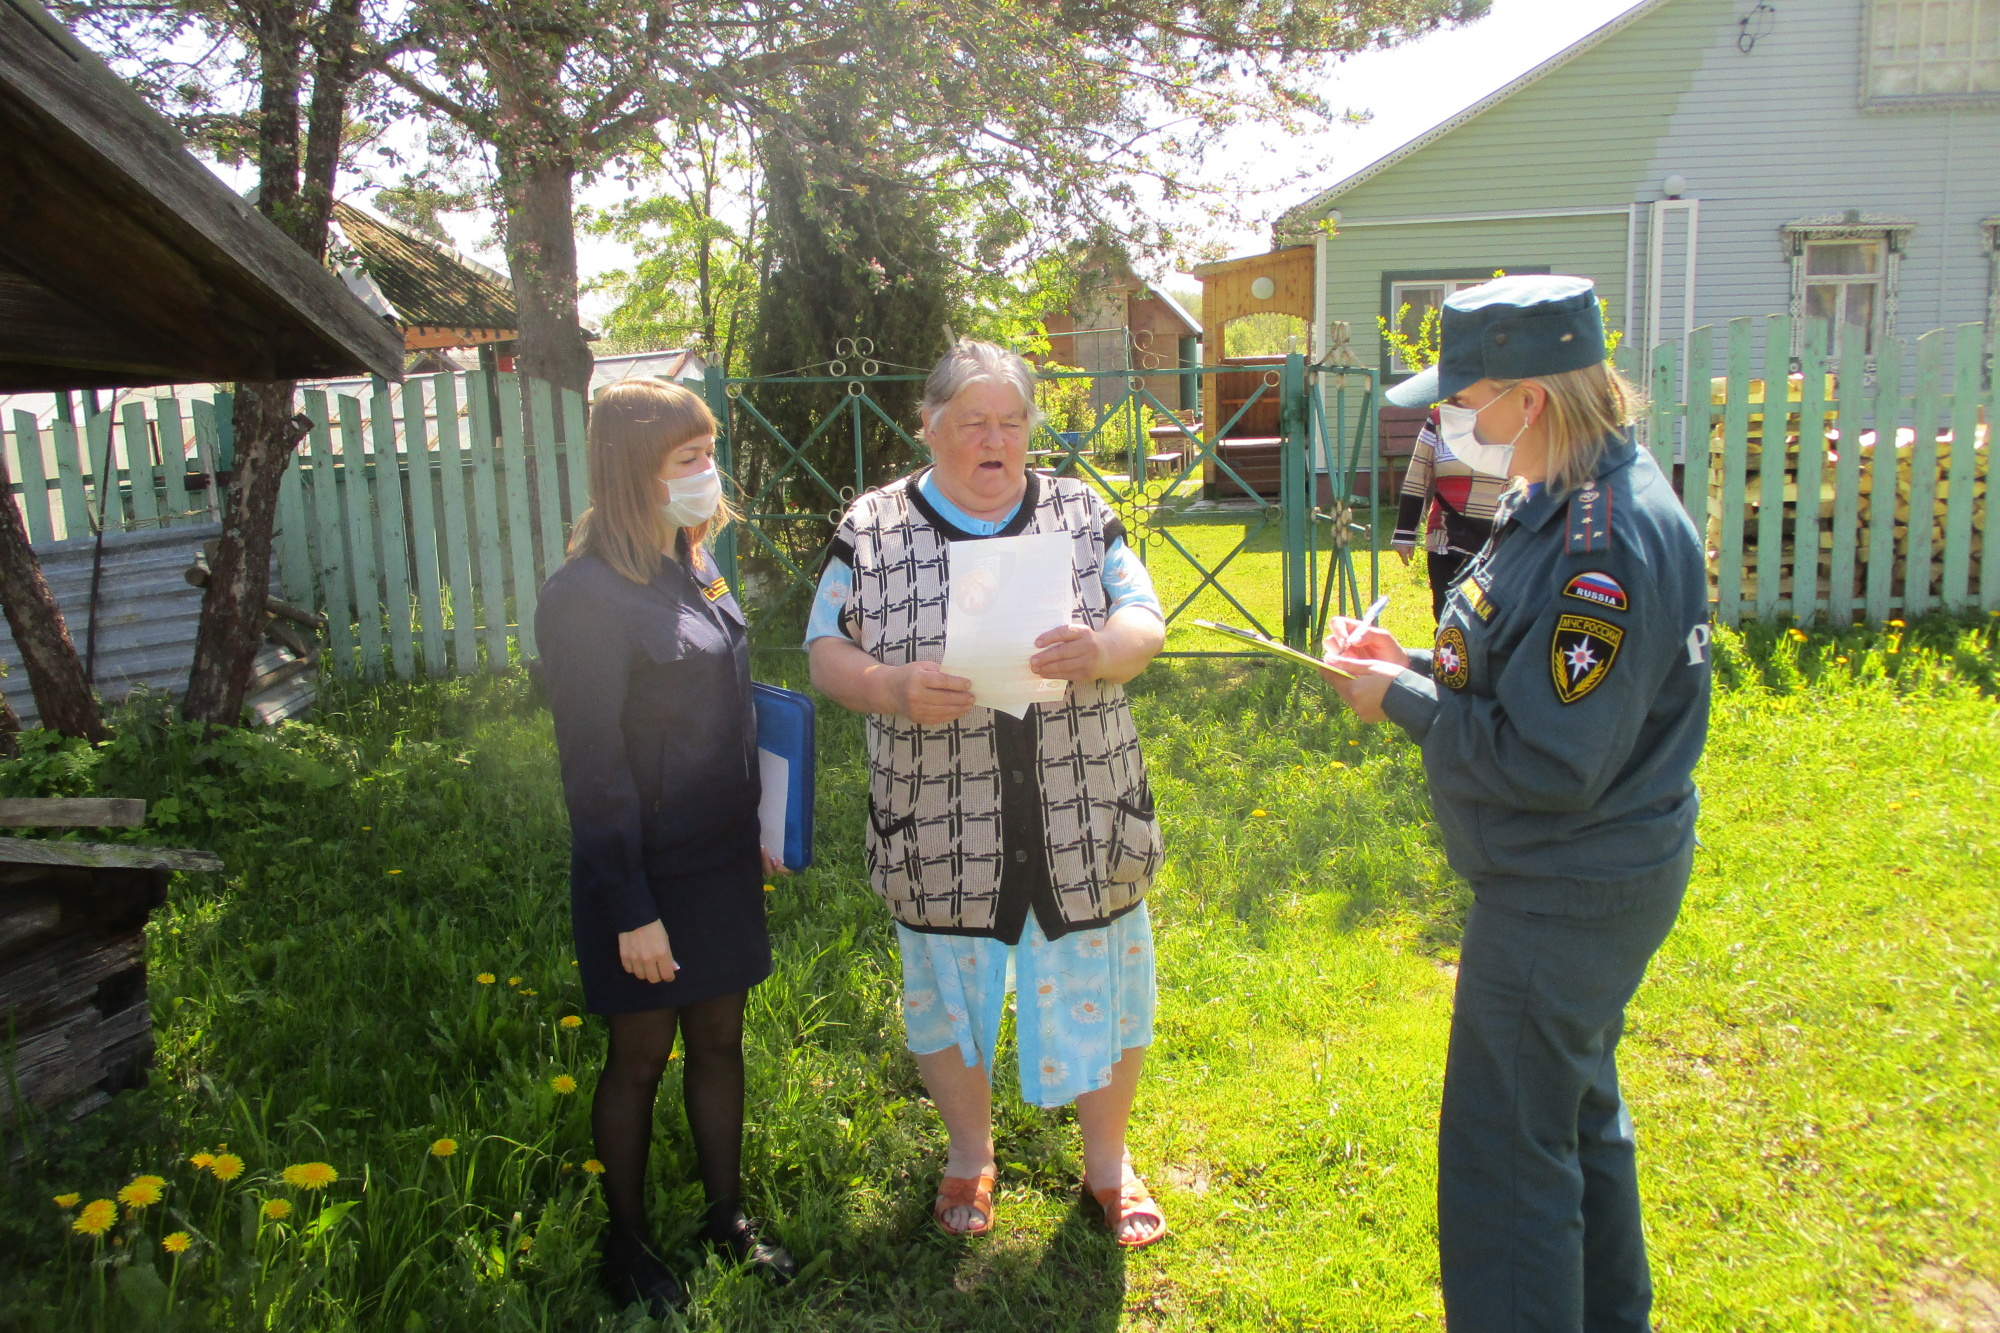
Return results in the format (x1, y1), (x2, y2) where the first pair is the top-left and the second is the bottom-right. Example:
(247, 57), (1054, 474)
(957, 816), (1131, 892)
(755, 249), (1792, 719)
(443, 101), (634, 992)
(1702, 377), (1989, 612)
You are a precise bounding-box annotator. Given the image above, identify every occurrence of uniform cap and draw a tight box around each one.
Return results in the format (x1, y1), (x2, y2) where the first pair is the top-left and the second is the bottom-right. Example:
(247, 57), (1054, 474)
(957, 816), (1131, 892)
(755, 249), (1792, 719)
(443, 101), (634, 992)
(1385, 275), (1606, 407)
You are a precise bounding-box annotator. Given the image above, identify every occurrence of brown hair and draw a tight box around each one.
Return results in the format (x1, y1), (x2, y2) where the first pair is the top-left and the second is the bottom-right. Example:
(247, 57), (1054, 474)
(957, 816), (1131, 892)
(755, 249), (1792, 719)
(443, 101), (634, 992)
(1499, 361), (1648, 497)
(567, 378), (735, 584)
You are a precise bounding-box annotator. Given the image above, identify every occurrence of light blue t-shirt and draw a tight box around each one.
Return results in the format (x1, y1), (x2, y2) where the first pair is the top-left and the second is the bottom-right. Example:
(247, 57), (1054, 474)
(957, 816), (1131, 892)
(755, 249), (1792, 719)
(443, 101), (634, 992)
(803, 471), (1163, 645)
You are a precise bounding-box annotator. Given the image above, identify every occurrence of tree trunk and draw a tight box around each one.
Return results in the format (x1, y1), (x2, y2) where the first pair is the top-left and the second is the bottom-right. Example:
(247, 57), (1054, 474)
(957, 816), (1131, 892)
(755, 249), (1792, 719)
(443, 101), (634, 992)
(502, 147), (594, 397)
(182, 385), (303, 724)
(0, 453), (105, 741)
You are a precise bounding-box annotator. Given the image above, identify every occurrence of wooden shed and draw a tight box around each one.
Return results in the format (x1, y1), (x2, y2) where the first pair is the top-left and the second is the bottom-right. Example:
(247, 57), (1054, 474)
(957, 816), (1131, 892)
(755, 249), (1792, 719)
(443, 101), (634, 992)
(0, 802), (221, 1134)
(0, 0), (403, 390)
(331, 199), (518, 356)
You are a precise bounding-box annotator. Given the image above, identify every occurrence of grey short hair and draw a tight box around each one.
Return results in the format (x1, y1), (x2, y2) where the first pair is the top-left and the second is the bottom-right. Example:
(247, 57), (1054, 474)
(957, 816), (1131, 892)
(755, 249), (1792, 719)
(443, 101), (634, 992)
(921, 340), (1045, 430)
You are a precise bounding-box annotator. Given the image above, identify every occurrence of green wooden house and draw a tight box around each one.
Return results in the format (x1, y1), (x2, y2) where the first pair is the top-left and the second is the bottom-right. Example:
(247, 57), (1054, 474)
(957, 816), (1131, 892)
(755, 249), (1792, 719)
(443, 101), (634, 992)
(1272, 0), (2000, 390)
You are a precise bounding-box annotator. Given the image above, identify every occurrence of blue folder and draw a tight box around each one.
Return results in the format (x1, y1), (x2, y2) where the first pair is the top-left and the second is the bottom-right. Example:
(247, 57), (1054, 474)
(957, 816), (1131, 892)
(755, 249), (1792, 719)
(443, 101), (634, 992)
(752, 683), (816, 870)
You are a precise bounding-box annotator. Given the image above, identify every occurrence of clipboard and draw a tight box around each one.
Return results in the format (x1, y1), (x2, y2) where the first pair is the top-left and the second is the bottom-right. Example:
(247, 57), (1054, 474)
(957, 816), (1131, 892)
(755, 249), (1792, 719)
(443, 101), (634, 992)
(752, 683), (816, 870)
(1191, 619), (1353, 678)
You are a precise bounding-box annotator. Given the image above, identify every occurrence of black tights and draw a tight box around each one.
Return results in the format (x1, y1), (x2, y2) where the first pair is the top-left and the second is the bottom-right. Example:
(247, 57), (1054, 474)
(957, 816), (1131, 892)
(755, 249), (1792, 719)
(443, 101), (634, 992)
(592, 990), (747, 1245)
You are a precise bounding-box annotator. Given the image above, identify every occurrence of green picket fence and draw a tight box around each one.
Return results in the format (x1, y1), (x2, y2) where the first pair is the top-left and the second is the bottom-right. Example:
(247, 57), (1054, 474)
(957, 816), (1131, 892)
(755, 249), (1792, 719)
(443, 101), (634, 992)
(1646, 317), (1993, 626)
(2, 321), (1989, 693)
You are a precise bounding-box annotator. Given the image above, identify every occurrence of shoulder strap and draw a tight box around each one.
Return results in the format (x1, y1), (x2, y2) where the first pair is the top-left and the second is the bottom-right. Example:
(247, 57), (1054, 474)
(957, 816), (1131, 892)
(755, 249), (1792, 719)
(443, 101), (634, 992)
(1565, 479), (1613, 555)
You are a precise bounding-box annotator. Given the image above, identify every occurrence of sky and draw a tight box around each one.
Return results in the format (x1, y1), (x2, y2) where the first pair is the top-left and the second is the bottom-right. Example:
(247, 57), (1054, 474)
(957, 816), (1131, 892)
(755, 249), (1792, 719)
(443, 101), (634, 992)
(386, 0), (1651, 323)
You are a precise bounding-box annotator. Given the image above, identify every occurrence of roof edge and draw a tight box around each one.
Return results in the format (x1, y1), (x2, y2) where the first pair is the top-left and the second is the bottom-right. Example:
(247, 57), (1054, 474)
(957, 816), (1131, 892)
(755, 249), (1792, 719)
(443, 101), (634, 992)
(1277, 0), (1677, 234)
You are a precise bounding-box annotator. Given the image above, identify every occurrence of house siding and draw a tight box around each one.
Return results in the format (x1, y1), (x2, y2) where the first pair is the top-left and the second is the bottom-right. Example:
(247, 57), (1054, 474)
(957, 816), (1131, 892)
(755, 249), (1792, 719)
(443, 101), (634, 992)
(1303, 0), (2000, 381)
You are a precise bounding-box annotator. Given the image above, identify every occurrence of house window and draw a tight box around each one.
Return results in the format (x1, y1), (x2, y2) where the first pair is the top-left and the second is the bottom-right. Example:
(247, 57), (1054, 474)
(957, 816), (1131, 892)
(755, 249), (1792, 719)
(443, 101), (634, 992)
(1781, 217), (1914, 356)
(1863, 0), (2000, 107)
(1379, 269), (1548, 378)
(1803, 240), (1885, 354)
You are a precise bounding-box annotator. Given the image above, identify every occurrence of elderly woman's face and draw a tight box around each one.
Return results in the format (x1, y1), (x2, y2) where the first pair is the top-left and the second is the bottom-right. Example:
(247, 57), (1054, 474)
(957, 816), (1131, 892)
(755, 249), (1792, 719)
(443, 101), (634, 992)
(924, 379), (1031, 516)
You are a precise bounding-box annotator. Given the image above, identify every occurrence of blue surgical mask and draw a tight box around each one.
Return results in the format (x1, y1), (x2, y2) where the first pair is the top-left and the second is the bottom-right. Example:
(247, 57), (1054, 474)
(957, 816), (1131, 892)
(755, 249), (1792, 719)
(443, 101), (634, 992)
(1437, 390), (1528, 479)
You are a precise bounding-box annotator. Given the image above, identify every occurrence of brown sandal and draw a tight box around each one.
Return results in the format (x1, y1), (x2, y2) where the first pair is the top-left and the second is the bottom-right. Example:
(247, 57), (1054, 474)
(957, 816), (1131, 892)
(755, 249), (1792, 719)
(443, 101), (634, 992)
(1088, 1172), (1167, 1249)
(934, 1166), (996, 1237)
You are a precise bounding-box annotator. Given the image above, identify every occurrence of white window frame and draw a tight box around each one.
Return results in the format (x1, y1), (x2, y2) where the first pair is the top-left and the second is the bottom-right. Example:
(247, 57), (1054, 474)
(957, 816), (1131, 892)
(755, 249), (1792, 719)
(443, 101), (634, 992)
(1781, 216), (1915, 358)
(1383, 277), (1487, 375)
(1861, 0), (2000, 110)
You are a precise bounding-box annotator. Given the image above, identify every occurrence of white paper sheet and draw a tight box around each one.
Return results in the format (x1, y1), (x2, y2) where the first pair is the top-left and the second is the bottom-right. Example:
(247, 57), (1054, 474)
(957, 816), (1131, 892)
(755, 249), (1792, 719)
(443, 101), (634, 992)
(940, 531), (1074, 719)
(757, 748), (789, 866)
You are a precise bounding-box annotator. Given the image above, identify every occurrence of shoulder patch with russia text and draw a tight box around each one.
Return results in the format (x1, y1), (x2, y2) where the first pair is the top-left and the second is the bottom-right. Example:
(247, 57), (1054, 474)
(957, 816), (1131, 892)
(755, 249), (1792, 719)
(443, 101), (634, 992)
(1562, 570), (1628, 612)
(1435, 625), (1470, 691)
(1551, 614), (1623, 704)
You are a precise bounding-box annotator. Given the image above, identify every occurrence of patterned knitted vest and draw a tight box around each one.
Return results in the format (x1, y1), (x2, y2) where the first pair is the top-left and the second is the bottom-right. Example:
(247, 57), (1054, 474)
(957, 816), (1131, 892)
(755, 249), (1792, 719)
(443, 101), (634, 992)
(831, 469), (1163, 934)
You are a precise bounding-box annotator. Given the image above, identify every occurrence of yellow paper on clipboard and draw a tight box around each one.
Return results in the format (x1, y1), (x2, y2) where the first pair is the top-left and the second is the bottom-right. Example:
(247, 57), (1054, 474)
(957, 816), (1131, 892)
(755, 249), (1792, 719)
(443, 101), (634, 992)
(1191, 620), (1353, 678)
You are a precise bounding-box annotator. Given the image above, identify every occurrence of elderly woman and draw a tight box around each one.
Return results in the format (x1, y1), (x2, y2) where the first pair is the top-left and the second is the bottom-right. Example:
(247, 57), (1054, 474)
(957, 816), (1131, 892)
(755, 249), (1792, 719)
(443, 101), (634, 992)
(805, 340), (1170, 1247)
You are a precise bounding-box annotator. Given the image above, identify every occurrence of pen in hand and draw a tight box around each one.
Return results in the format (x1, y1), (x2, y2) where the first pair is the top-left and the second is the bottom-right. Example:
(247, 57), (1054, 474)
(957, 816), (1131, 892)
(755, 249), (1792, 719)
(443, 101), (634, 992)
(1333, 594), (1391, 658)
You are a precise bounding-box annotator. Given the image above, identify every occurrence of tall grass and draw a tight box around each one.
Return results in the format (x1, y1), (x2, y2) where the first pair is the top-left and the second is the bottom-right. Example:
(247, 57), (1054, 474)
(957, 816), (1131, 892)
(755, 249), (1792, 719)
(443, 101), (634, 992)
(1, 593), (1995, 1330)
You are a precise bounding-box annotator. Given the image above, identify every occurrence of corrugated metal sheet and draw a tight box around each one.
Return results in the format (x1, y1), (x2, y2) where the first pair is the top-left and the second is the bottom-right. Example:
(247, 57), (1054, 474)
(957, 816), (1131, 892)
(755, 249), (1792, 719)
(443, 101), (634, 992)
(0, 523), (311, 728)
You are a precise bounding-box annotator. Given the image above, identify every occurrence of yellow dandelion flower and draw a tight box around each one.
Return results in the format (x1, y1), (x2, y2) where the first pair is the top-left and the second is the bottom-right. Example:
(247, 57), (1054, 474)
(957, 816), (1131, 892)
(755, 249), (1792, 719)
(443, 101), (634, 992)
(162, 1232), (191, 1254)
(507, 977), (521, 987)
(518, 1235), (532, 1252)
(1836, 655), (1849, 664)
(764, 883), (776, 893)
(361, 826), (372, 831)
(281, 1162), (338, 1191)
(189, 1152), (214, 1169)
(522, 989), (537, 996)
(118, 1176), (166, 1209)
(550, 1074), (578, 1095)
(1250, 809), (1267, 817)
(559, 1015), (583, 1029)
(582, 1159), (605, 1175)
(430, 1138), (458, 1158)
(73, 1199), (117, 1235)
(1888, 618), (1905, 628)
(1888, 802), (1904, 811)
(208, 1154), (245, 1182)
(387, 869), (403, 876)
(53, 1193), (80, 1209)
(1347, 739), (1359, 746)
(477, 973), (496, 985)
(1330, 761), (1347, 770)
(261, 1199), (292, 1221)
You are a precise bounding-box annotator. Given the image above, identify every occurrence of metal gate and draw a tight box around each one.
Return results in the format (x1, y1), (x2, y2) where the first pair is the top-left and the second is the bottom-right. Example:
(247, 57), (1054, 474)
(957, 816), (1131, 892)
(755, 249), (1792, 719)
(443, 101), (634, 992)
(703, 353), (1381, 656)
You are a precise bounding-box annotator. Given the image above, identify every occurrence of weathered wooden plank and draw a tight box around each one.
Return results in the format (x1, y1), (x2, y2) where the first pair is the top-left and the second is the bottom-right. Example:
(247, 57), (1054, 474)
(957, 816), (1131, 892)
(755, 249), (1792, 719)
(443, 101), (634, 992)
(11, 410), (52, 545)
(369, 383), (415, 679)
(303, 390), (356, 666)
(1680, 324), (1712, 539)
(189, 398), (222, 520)
(528, 377), (566, 579)
(337, 394), (383, 678)
(432, 374), (479, 674)
(49, 415), (89, 541)
(156, 402), (189, 520)
(1755, 315), (1790, 621)
(0, 839), (220, 872)
(119, 402), (161, 527)
(1646, 338), (1678, 477)
(1792, 322), (1829, 623)
(1828, 326), (1868, 624)
(496, 375), (539, 661)
(464, 371), (511, 670)
(276, 447), (312, 608)
(0, 798), (145, 827)
(1984, 343), (2000, 616)
(1904, 330), (1945, 618)
(1716, 319), (1753, 627)
(1940, 323), (1983, 611)
(1864, 338), (1903, 625)
(562, 386), (589, 532)
(402, 379), (447, 675)
(84, 408), (120, 532)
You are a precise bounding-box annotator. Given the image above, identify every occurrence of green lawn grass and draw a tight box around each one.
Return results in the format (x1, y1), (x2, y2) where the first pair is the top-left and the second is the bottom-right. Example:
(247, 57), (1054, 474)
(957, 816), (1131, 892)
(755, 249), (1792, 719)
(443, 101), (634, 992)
(2, 567), (1995, 1331)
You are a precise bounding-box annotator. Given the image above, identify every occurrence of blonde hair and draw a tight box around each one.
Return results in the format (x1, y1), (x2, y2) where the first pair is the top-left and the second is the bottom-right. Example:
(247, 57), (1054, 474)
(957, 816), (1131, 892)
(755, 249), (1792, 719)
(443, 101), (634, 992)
(568, 378), (737, 584)
(1501, 361), (1648, 496)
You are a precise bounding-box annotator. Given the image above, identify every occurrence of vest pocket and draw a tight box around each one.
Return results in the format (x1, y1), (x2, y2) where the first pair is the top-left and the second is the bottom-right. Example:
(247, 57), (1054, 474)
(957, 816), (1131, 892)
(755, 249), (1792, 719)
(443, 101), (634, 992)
(867, 799), (921, 904)
(1106, 781), (1164, 885)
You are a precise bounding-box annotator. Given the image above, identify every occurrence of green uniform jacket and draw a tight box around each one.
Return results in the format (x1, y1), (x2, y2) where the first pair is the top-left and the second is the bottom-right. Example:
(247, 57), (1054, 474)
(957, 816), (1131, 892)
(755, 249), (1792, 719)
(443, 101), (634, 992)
(1381, 431), (1712, 914)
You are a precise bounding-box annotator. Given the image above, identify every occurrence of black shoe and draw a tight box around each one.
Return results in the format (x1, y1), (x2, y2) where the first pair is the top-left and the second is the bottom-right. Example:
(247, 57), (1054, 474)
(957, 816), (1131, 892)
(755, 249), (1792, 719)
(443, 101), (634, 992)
(700, 1211), (799, 1285)
(599, 1232), (687, 1317)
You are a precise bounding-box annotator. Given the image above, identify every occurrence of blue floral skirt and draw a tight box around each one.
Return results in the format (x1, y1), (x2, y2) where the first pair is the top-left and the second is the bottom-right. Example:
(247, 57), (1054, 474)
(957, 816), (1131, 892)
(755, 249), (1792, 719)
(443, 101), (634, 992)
(896, 902), (1156, 1108)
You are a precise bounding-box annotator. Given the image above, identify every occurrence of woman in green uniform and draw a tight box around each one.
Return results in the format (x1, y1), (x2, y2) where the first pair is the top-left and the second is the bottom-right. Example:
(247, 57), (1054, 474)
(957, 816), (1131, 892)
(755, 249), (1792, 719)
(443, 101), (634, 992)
(1321, 276), (1712, 1333)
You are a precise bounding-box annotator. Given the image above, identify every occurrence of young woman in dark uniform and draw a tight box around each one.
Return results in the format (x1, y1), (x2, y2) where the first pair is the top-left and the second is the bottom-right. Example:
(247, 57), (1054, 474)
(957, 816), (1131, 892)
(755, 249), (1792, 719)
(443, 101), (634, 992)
(536, 378), (796, 1315)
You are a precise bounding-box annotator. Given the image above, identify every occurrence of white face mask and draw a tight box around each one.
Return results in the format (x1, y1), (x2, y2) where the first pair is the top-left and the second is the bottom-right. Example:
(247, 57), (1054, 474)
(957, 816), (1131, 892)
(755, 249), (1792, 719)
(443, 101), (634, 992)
(1437, 390), (1529, 479)
(658, 465), (721, 527)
